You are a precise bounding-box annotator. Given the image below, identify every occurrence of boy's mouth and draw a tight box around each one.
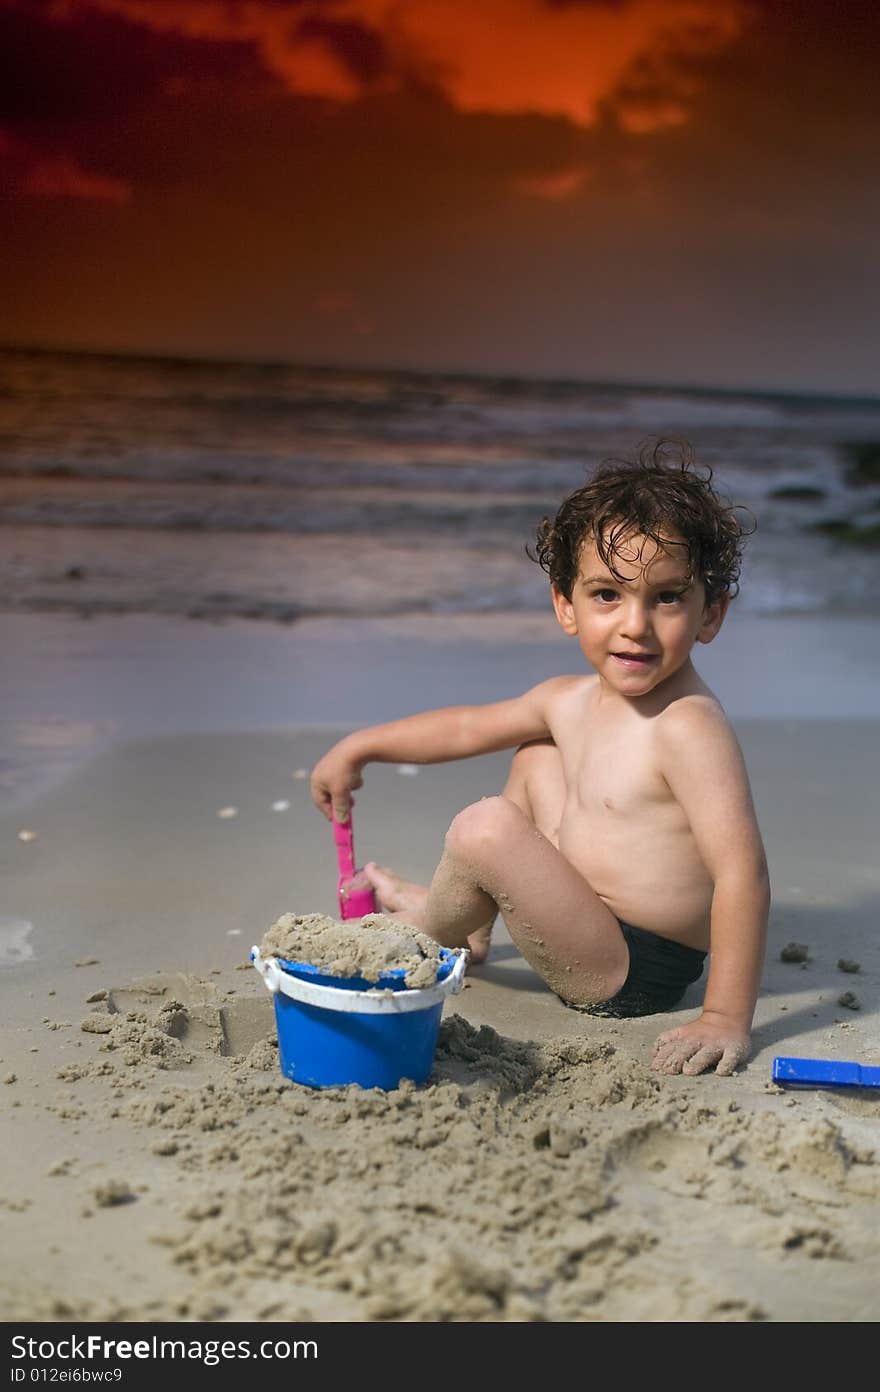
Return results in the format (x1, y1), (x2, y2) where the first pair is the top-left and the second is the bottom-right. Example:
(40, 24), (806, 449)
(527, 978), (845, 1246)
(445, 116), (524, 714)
(611, 651), (658, 668)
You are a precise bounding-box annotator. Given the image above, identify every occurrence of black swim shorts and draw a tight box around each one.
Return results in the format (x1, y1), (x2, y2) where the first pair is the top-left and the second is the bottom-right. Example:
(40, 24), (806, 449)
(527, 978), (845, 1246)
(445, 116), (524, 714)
(574, 920), (707, 1019)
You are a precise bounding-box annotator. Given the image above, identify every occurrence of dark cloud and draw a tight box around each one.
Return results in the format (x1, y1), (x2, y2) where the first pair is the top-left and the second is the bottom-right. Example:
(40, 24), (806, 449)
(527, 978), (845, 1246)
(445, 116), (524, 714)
(0, 0), (285, 188)
(296, 15), (390, 84)
(0, 1), (262, 127)
(2, 0), (874, 221)
(1, 0), (590, 200)
(1, 0), (877, 389)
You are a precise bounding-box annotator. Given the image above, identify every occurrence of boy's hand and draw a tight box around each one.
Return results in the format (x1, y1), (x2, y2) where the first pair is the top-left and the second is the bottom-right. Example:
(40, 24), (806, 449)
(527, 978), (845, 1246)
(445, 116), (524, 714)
(310, 746), (364, 823)
(651, 1014), (751, 1077)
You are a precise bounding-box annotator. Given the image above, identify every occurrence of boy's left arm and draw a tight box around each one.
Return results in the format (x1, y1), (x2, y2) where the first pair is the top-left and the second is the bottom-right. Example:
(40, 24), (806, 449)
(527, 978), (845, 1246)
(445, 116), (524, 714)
(652, 700), (771, 1076)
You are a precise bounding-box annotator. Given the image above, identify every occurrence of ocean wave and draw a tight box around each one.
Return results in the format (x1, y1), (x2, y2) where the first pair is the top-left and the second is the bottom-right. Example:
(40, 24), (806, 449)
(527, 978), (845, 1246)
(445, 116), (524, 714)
(2, 349), (880, 619)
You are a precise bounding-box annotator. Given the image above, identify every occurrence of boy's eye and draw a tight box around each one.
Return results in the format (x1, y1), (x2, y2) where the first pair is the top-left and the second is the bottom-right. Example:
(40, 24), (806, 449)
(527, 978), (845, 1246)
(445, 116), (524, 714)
(592, 589), (618, 602)
(657, 590), (684, 604)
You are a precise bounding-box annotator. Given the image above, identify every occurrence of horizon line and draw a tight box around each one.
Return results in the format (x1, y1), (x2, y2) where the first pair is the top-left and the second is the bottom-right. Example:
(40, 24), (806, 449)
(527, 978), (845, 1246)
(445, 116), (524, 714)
(1, 340), (878, 407)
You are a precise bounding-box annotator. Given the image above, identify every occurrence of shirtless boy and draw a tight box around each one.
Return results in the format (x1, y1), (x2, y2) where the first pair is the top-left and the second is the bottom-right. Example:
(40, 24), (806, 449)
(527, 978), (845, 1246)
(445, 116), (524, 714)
(310, 441), (771, 1077)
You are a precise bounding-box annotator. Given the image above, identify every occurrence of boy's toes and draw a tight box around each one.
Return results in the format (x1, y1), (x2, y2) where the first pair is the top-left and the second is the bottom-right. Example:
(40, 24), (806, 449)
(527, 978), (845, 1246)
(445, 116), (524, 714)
(362, 862), (399, 909)
(465, 921), (493, 966)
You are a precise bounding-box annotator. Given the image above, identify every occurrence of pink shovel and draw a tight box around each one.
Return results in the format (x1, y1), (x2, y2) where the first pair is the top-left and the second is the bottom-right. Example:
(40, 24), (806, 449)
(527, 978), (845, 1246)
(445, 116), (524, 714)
(332, 810), (378, 919)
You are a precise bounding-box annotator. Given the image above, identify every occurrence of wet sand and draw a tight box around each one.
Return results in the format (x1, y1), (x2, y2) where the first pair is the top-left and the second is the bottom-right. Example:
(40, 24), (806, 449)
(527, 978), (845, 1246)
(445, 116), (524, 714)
(1, 717), (879, 1322)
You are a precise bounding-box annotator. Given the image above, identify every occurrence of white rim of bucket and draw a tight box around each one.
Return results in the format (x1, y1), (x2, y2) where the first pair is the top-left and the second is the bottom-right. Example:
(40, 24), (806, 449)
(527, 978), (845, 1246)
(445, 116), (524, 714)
(250, 946), (468, 1014)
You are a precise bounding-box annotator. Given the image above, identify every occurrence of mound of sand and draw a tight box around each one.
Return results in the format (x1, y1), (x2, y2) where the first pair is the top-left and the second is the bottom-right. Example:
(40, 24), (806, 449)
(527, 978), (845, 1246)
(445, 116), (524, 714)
(3, 965), (878, 1323)
(258, 911), (448, 989)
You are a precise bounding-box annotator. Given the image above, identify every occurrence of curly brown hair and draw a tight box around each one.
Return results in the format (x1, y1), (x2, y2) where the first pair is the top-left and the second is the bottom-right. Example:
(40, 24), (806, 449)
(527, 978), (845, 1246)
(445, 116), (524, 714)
(529, 437), (755, 604)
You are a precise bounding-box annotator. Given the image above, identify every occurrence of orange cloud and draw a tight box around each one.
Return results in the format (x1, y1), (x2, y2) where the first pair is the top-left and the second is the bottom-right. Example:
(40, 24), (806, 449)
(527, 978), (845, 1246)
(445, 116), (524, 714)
(23, 156), (133, 202)
(513, 164), (591, 201)
(617, 100), (688, 134)
(0, 127), (132, 203)
(89, 0), (748, 127)
(369, 0), (746, 128)
(88, 0), (389, 101)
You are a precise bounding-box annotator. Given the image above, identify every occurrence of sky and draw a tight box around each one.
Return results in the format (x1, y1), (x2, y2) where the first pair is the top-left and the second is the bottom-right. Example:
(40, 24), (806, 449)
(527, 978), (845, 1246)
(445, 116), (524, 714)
(2, 0), (879, 393)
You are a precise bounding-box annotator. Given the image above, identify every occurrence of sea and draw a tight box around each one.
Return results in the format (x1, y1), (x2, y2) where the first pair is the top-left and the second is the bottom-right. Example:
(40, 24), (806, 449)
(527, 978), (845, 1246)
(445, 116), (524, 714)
(2, 345), (880, 816)
(1, 346), (880, 623)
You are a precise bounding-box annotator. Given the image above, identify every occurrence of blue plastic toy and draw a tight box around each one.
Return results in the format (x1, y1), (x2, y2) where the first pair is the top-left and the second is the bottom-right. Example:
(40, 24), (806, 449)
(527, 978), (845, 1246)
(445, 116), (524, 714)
(773, 1056), (880, 1089)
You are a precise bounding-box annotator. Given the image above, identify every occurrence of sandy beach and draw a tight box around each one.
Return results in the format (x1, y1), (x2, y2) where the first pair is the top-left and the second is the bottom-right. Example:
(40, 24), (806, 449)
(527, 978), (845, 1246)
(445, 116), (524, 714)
(5, 0), (880, 1337)
(1, 612), (879, 1323)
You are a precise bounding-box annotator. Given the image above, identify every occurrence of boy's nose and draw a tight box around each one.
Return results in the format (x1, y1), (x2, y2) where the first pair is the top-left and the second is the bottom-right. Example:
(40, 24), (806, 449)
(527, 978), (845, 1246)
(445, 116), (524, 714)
(619, 602), (652, 638)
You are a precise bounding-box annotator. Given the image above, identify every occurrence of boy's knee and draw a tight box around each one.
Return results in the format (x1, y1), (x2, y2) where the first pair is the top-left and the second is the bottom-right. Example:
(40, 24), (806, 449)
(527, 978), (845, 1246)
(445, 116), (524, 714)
(446, 796), (522, 859)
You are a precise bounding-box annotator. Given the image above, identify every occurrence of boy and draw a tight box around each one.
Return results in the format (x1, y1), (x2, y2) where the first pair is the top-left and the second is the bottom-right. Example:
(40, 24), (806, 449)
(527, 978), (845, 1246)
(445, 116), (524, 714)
(310, 440), (770, 1077)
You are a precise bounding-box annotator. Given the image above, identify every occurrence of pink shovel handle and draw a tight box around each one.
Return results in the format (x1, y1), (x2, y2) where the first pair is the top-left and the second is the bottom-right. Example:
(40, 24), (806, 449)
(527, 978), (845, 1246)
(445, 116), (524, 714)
(332, 813), (356, 880)
(332, 811), (378, 919)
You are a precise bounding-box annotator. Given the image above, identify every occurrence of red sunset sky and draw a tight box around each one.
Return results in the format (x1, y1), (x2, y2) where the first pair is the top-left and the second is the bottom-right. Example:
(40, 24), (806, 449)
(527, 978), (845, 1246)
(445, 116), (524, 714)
(2, 0), (878, 393)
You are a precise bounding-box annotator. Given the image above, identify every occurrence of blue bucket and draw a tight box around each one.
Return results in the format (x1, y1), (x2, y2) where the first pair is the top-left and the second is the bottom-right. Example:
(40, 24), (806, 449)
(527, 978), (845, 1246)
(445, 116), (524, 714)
(250, 945), (467, 1091)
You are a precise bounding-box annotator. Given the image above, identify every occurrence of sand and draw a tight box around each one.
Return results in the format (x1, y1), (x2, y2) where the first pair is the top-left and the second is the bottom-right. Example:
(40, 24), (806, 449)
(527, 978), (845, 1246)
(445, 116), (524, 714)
(1, 707), (879, 1324)
(258, 911), (447, 988)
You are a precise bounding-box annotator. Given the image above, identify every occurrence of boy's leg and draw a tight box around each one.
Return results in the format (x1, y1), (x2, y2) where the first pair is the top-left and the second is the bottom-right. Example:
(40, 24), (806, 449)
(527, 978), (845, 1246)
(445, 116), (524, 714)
(463, 738), (566, 962)
(366, 742), (630, 1006)
(366, 738), (564, 964)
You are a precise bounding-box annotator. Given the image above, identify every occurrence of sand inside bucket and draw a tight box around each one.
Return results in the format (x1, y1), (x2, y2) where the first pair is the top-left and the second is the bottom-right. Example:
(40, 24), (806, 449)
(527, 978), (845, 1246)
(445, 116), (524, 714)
(258, 912), (447, 989)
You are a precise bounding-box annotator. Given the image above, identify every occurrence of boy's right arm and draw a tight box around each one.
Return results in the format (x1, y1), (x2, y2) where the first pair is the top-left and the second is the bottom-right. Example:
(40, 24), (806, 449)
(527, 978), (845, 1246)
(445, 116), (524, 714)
(310, 677), (569, 821)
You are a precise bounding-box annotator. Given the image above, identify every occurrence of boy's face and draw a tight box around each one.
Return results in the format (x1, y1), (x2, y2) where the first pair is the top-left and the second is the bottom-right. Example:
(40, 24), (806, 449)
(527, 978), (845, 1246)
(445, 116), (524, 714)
(551, 530), (728, 697)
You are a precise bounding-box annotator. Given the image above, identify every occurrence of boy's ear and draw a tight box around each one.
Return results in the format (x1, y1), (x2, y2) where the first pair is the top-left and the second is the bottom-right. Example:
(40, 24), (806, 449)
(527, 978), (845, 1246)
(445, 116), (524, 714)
(552, 584), (578, 635)
(696, 592), (730, 645)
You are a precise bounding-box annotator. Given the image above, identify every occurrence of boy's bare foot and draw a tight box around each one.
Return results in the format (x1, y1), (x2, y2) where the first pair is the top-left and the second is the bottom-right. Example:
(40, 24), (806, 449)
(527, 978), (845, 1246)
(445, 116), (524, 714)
(363, 862), (493, 966)
(363, 862), (428, 928)
(463, 919), (493, 966)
